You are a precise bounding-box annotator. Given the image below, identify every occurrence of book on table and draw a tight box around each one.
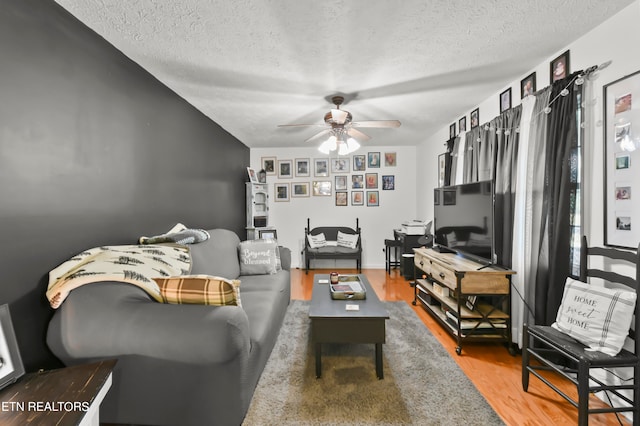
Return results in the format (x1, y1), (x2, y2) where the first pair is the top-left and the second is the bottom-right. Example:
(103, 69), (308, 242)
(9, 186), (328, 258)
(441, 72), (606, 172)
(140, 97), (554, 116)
(330, 275), (366, 300)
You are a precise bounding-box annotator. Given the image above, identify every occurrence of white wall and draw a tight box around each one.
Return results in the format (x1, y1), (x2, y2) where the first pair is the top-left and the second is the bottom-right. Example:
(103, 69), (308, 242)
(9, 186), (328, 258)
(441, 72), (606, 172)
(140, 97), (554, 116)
(418, 0), (640, 252)
(250, 146), (418, 269)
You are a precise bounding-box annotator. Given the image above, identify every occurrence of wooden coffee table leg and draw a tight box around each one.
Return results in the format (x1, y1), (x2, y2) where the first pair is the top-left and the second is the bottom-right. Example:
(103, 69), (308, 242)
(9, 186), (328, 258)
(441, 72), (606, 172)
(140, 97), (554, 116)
(375, 343), (383, 379)
(315, 342), (322, 378)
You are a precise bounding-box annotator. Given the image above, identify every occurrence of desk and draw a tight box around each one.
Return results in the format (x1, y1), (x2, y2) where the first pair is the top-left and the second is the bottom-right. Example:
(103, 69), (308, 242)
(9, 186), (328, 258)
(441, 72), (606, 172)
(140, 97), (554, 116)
(393, 230), (423, 278)
(0, 359), (116, 426)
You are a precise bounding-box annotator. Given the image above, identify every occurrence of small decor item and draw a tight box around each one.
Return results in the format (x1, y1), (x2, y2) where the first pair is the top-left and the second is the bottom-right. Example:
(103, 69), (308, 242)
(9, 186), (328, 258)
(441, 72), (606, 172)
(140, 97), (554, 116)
(295, 158), (310, 177)
(0, 304), (25, 391)
(521, 72), (536, 98)
(367, 191), (379, 206)
(278, 160), (293, 178)
(603, 69), (640, 248)
(367, 152), (380, 168)
(314, 158), (329, 177)
(499, 88), (512, 113)
(470, 108), (479, 129)
(458, 116), (467, 133)
(335, 191), (348, 206)
(353, 155), (366, 171)
(382, 175), (395, 190)
(384, 152), (397, 167)
(330, 272), (339, 284)
(550, 50), (570, 82)
(258, 169), (267, 183)
(261, 157), (276, 175)
(247, 167), (258, 183)
(274, 183), (290, 201)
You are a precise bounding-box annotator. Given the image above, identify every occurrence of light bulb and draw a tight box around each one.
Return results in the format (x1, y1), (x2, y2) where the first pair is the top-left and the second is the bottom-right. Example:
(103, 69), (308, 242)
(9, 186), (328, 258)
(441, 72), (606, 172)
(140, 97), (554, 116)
(338, 142), (349, 156)
(327, 135), (337, 151)
(346, 137), (360, 153)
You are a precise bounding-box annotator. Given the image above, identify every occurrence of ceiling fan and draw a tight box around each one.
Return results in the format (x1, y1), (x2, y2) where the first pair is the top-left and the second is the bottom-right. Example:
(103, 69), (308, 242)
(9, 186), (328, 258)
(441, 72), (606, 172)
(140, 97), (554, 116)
(277, 95), (401, 154)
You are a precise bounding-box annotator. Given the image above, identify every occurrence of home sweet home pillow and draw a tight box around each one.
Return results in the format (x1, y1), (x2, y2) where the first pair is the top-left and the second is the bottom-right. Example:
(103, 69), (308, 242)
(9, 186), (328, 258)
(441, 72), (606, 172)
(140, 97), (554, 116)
(337, 231), (358, 249)
(307, 233), (327, 249)
(552, 277), (637, 356)
(239, 239), (278, 275)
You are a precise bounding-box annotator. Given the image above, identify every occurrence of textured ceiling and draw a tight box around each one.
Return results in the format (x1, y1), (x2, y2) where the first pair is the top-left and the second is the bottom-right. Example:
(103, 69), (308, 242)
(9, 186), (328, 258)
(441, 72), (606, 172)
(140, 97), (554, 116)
(54, 0), (634, 149)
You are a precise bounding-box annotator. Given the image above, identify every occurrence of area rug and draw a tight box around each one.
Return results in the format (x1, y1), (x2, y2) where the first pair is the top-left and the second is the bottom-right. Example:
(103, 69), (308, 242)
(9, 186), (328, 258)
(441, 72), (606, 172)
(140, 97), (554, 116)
(243, 300), (504, 425)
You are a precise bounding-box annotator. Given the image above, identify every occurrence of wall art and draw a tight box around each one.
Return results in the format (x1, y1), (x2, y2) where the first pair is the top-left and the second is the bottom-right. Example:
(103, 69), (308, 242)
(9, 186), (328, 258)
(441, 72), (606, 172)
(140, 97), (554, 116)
(277, 160), (292, 178)
(550, 50), (570, 82)
(274, 183), (290, 201)
(291, 182), (310, 197)
(261, 157), (276, 175)
(521, 72), (536, 98)
(500, 88), (512, 113)
(382, 175), (395, 190)
(353, 155), (366, 171)
(295, 158), (310, 177)
(0, 304), (24, 391)
(470, 108), (479, 129)
(314, 158), (329, 177)
(352, 191), (364, 206)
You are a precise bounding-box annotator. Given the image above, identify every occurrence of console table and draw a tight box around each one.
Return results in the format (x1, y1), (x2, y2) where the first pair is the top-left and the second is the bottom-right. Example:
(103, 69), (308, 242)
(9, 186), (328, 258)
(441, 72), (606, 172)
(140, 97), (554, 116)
(0, 359), (116, 425)
(412, 247), (515, 355)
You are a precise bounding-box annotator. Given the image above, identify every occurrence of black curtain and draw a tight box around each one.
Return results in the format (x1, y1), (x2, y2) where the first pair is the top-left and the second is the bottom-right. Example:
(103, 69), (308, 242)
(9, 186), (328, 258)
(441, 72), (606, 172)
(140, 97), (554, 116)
(535, 72), (583, 325)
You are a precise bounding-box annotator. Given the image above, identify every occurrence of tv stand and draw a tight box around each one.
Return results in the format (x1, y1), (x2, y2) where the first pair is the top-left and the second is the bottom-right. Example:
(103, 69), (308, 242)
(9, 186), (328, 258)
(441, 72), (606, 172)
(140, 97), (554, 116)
(412, 247), (516, 355)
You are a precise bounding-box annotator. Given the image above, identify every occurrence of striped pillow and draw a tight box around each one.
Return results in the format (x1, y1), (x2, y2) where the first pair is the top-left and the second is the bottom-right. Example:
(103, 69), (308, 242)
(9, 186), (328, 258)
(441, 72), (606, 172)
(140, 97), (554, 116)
(154, 275), (241, 307)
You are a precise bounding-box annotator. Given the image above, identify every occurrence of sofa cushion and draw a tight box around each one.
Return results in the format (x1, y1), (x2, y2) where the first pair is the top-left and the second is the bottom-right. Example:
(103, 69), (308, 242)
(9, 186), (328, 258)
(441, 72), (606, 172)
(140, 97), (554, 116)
(307, 233), (327, 248)
(189, 229), (241, 279)
(154, 275), (241, 307)
(239, 240), (278, 275)
(337, 231), (358, 249)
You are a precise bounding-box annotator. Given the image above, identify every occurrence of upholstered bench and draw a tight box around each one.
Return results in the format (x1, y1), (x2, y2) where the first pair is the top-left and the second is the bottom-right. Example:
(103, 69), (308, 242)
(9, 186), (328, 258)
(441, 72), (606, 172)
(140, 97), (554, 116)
(302, 218), (362, 274)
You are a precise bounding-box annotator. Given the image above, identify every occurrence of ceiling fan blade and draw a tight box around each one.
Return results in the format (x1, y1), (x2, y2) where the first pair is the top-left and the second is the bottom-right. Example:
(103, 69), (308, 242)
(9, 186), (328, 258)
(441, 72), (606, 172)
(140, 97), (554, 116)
(351, 120), (401, 128)
(304, 129), (332, 144)
(346, 128), (371, 142)
(278, 123), (326, 128)
(330, 109), (349, 125)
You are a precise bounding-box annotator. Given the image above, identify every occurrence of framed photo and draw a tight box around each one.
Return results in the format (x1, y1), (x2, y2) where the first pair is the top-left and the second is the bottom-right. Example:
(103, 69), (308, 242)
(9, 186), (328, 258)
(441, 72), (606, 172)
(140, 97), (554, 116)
(258, 229), (278, 239)
(382, 175), (395, 190)
(312, 180), (332, 196)
(368, 152), (381, 168)
(246, 167), (258, 183)
(314, 158), (329, 177)
(335, 191), (348, 206)
(274, 183), (289, 201)
(443, 189), (456, 205)
(278, 160), (293, 179)
(470, 108), (479, 129)
(365, 172), (378, 189)
(331, 158), (350, 173)
(0, 304), (25, 391)
(295, 158), (310, 177)
(521, 72), (536, 98)
(352, 174), (364, 189)
(352, 191), (364, 206)
(603, 69), (640, 248)
(449, 122), (456, 139)
(500, 88), (512, 113)
(353, 155), (366, 171)
(458, 116), (467, 133)
(335, 175), (347, 190)
(384, 152), (397, 167)
(261, 157), (276, 175)
(550, 50), (570, 82)
(291, 182), (310, 197)
(367, 191), (379, 207)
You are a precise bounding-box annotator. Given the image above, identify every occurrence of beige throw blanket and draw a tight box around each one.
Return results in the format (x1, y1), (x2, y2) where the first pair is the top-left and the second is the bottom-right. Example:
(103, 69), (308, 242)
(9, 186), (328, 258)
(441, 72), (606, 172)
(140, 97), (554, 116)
(46, 244), (191, 309)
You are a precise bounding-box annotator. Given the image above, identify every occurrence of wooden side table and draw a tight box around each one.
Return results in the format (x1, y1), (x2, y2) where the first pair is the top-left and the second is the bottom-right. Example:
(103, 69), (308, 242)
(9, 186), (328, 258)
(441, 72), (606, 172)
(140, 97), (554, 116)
(0, 359), (116, 426)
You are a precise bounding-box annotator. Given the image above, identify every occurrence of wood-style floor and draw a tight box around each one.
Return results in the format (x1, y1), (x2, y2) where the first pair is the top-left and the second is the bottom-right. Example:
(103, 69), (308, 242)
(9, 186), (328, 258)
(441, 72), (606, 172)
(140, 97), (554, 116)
(291, 267), (631, 426)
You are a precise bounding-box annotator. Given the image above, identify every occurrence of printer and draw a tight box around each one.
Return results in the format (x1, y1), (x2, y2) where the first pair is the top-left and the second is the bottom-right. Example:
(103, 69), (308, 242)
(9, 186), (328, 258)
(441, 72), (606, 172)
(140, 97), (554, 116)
(401, 220), (427, 235)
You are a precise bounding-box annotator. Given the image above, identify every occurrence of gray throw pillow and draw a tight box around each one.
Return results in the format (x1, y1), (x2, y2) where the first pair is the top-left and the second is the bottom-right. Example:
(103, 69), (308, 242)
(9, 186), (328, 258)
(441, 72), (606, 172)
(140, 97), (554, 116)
(239, 240), (278, 275)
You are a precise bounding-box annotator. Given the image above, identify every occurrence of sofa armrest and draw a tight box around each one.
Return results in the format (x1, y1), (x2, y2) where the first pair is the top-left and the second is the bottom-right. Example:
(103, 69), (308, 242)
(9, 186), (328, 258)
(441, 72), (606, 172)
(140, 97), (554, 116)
(47, 282), (250, 365)
(279, 246), (291, 271)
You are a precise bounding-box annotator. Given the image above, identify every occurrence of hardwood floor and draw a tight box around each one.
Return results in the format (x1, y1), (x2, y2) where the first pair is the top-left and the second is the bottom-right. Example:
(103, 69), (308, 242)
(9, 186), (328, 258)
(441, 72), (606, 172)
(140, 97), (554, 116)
(291, 267), (631, 426)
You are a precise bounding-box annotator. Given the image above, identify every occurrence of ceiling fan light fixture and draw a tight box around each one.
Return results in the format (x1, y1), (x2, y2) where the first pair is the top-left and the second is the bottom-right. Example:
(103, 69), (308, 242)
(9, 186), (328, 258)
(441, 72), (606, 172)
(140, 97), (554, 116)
(318, 135), (337, 154)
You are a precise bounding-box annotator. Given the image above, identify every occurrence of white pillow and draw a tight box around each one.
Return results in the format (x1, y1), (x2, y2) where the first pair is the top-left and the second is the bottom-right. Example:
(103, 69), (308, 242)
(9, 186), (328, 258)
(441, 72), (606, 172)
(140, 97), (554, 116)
(307, 233), (327, 249)
(552, 277), (637, 356)
(337, 231), (358, 249)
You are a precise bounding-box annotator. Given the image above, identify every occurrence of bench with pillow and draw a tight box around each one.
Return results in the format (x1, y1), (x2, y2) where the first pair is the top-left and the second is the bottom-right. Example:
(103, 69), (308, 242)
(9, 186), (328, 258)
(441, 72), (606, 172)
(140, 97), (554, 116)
(303, 217), (362, 274)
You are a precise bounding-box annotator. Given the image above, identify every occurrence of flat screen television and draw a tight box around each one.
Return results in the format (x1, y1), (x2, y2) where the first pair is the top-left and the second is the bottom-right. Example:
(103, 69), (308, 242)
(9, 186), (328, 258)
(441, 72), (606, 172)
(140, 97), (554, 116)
(433, 180), (495, 264)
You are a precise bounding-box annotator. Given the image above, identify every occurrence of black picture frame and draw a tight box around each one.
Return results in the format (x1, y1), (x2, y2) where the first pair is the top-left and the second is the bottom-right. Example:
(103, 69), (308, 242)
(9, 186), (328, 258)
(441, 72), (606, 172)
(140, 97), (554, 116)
(367, 152), (381, 168)
(500, 88), (512, 113)
(458, 116), (467, 133)
(0, 304), (25, 391)
(521, 72), (536, 98)
(470, 108), (479, 129)
(258, 229), (278, 239)
(335, 191), (348, 206)
(550, 50), (570, 83)
(449, 122), (456, 139)
(382, 175), (395, 190)
(443, 189), (456, 205)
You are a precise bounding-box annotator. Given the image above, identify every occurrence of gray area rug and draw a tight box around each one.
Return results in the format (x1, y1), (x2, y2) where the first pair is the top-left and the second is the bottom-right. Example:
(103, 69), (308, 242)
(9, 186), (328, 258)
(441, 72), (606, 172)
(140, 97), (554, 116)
(243, 300), (504, 425)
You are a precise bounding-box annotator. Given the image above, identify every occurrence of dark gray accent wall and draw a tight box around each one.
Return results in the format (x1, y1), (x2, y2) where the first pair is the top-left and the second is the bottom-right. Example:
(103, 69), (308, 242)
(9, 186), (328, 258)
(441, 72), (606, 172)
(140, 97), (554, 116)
(0, 0), (249, 370)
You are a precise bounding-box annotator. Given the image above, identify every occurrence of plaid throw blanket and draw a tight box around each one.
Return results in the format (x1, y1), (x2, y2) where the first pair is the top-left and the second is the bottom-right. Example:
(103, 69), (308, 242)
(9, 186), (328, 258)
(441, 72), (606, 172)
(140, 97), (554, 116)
(46, 244), (191, 309)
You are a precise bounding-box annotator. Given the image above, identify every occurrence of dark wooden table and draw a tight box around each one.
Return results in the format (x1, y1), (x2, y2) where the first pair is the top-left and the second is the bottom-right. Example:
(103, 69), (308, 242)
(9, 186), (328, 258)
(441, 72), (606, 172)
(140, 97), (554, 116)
(0, 359), (116, 426)
(309, 274), (389, 379)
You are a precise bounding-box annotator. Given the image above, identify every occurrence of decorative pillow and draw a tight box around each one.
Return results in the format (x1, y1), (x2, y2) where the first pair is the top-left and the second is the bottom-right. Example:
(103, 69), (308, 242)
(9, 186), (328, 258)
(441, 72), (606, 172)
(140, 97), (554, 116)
(238, 239), (278, 275)
(307, 233), (327, 249)
(337, 231), (358, 249)
(552, 277), (637, 356)
(154, 275), (241, 307)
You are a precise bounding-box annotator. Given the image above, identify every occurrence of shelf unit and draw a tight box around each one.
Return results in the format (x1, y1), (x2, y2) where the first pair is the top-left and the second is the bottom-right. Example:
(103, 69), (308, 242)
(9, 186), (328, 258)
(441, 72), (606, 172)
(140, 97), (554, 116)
(412, 247), (516, 355)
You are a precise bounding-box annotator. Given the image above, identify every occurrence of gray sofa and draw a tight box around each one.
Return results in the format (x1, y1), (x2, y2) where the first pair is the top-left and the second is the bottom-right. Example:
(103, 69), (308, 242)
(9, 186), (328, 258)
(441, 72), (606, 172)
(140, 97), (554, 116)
(46, 229), (291, 426)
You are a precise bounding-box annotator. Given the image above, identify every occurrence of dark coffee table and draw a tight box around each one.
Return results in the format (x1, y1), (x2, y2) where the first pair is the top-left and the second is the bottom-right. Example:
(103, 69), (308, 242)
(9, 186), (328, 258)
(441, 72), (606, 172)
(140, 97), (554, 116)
(309, 274), (389, 379)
